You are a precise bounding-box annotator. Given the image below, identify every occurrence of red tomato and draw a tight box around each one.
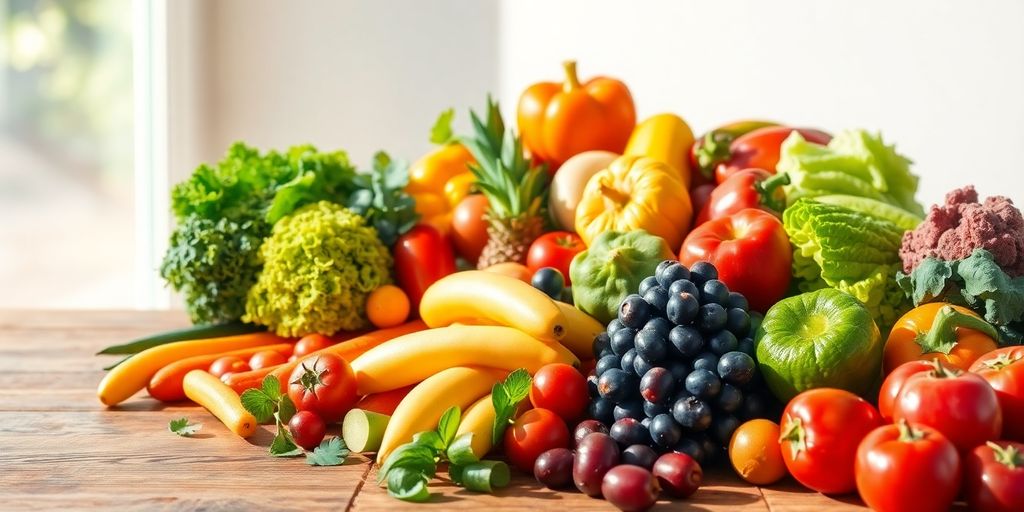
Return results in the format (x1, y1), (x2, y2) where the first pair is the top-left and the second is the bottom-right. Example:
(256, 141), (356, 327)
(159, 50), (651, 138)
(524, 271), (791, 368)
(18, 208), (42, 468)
(393, 224), (457, 313)
(288, 410), (327, 451)
(965, 440), (1024, 512)
(208, 356), (250, 378)
(715, 127), (831, 184)
(877, 360), (935, 422)
(855, 421), (961, 512)
(287, 353), (358, 423)
(971, 346), (1024, 441)
(526, 232), (585, 285)
(451, 194), (489, 263)
(894, 362), (1002, 453)
(529, 363), (588, 421)
(504, 408), (570, 472)
(779, 388), (883, 494)
(293, 334), (333, 358)
(695, 168), (782, 225)
(249, 350), (289, 371)
(679, 208), (791, 313)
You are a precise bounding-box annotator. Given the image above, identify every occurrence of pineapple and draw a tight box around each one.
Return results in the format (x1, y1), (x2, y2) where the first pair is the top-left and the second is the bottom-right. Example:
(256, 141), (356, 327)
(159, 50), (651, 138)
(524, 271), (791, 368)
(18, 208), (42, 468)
(462, 97), (549, 269)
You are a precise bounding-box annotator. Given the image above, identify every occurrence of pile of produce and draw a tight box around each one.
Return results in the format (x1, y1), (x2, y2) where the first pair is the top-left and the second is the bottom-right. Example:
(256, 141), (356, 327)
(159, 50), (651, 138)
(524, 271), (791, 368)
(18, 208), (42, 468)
(96, 60), (1024, 512)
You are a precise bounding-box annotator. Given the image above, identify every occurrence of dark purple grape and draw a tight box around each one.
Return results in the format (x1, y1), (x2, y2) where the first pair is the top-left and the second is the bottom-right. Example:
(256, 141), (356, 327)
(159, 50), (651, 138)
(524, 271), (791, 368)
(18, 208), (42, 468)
(700, 279), (730, 305)
(649, 413), (683, 447)
(596, 354), (620, 376)
(716, 383), (743, 413)
(739, 391), (771, 421)
(666, 359), (691, 386)
(574, 432), (620, 497)
(642, 286), (669, 315)
(601, 465), (659, 512)
(587, 374), (599, 398)
(613, 400), (645, 421)
(638, 276), (659, 296)
(671, 437), (706, 465)
(689, 261), (718, 286)
(639, 367), (674, 404)
(685, 369), (721, 400)
(697, 303), (728, 333)
(611, 327), (637, 356)
(642, 399), (669, 418)
(598, 369), (635, 403)
(589, 397), (615, 425)
(574, 419), (610, 446)
(620, 349), (638, 376)
(669, 325), (703, 357)
(666, 292), (700, 325)
(593, 332), (612, 358)
(726, 291), (749, 311)
(737, 337), (756, 357)
(653, 452), (703, 498)
(609, 418), (649, 448)
(607, 318), (625, 336)
(621, 444), (659, 469)
(697, 433), (721, 463)
(708, 330), (738, 356)
(534, 447), (574, 489)
(712, 414), (741, 444)
(691, 351), (719, 372)
(634, 329), (667, 362)
(726, 307), (751, 337)
(640, 417), (651, 429)
(717, 351), (756, 385)
(532, 267), (565, 300)
(672, 396), (712, 431)
(643, 317), (672, 339)
(632, 353), (655, 377)
(669, 279), (700, 298)
(654, 259), (676, 279)
(618, 294), (651, 329)
(657, 262), (691, 288)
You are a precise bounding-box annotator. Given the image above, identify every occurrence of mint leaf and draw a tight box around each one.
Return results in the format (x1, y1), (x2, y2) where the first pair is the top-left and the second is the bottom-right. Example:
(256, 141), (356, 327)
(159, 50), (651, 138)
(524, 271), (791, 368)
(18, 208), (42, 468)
(412, 431), (445, 452)
(491, 368), (532, 444)
(168, 417), (201, 437)
(240, 388), (275, 423)
(437, 406), (461, 448)
(378, 443), (438, 484)
(429, 109), (455, 145)
(306, 437), (349, 466)
(276, 394), (296, 424)
(261, 375), (282, 400)
(270, 428), (303, 457)
(446, 432), (479, 466)
(387, 467), (431, 502)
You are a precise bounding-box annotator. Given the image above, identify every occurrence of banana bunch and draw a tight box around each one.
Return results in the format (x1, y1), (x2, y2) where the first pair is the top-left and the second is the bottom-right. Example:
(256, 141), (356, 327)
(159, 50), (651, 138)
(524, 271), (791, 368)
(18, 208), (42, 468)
(351, 270), (603, 464)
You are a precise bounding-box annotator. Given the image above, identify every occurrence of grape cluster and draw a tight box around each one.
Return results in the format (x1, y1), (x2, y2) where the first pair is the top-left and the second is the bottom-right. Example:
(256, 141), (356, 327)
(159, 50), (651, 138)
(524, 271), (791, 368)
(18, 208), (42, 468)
(588, 260), (775, 464)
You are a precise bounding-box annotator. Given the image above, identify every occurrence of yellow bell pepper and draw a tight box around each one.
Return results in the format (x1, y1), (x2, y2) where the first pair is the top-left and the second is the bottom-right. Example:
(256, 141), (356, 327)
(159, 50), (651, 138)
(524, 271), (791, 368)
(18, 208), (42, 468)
(574, 155), (693, 249)
(406, 143), (475, 231)
(443, 172), (476, 208)
(623, 113), (695, 188)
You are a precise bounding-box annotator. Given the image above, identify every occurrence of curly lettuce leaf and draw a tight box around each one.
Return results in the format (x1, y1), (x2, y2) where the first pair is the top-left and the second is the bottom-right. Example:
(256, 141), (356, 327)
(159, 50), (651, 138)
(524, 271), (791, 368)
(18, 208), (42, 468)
(784, 199), (912, 330)
(777, 130), (924, 217)
(265, 145), (357, 224)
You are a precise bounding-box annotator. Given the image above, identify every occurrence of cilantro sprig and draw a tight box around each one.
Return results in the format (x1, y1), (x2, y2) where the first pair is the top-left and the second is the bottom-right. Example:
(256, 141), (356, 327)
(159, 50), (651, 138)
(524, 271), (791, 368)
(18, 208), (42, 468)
(307, 437), (350, 466)
(168, 417), (202, 437)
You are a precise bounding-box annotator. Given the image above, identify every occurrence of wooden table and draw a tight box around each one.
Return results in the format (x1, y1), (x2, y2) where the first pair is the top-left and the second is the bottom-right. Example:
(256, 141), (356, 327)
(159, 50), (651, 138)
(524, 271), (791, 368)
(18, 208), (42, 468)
(0, 310), (872, 511)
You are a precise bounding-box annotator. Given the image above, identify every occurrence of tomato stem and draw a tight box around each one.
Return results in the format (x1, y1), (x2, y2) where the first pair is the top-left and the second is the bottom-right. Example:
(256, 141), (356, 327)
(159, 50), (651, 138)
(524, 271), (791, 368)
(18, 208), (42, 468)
(754, 173), (790, 213)
(980, 352), (1019, 371)
(779, 414), (807, 456)
(694, 131), (734, 178)
(562, 60), (582, 92)
(987, 441), (1024, 469)
(927, 358), (961, 379)
(915, 305), (999, 355)
(292, 357), (326, 393)
(896, 419), (925, 443)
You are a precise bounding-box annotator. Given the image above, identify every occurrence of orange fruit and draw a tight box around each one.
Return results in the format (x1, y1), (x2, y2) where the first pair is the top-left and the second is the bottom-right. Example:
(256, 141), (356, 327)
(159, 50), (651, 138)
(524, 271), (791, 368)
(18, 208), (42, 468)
(366, 285), (411, 328)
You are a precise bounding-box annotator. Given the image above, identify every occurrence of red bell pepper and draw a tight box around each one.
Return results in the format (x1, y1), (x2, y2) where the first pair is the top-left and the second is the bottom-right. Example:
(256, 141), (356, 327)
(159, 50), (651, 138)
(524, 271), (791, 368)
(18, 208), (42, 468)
(695, 168), (783, 226)
(679, 208), (791, 313)
(714, 126), (831, 184)
(393, 224), (457, 315)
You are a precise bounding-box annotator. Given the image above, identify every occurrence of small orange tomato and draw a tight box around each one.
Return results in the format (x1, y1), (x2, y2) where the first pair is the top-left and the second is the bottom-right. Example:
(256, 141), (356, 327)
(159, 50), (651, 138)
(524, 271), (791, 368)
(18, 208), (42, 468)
(451, 194), (490, 263)
(729, 419), (787, 485)
(249, 350), (289, 371)
(884, 303), (999, 375)
(293, 334), (333, 358)
(365, 285), (411, 328)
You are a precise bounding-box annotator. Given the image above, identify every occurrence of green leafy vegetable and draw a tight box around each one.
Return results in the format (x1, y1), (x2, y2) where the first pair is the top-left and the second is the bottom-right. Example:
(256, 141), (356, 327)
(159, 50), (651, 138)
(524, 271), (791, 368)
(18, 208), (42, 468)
(446, 432), (478, 466)
(387, 468), (432, 502)
(306, 437), (350, 466)
(491, 368), (532, 445)
(784, 199), (913, 330)
(436, 405), (461, 448)
(270, 428), (304, 457)
(773, 130), (925, 216)
(240, 375), (303, 457)
(168, 417), (201, 437)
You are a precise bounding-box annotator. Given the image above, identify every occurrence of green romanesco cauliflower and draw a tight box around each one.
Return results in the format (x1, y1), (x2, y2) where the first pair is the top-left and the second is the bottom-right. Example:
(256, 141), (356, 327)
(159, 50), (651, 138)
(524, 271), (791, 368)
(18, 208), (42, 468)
(243, 201), (392, 336)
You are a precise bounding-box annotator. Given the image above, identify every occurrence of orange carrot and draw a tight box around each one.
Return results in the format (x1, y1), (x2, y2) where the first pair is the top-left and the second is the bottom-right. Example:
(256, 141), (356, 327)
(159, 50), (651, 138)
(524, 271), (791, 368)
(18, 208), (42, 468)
(356, 385), (415, 416)
(147, 343), (293, 402)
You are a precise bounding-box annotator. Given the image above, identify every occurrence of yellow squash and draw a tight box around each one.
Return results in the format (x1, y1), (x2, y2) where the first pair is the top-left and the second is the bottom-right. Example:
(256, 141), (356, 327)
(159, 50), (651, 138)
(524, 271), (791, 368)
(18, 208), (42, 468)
(574, 155), (693, 249)
(623, 113), (695, 188)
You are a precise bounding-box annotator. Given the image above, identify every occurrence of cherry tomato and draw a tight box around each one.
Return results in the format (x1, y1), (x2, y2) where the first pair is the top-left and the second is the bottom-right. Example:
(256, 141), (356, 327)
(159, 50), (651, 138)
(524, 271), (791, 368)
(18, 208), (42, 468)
(855, 421), (961, 512)
(293, 334), (333, 358)
(971, 346), (1024, 441)
(504, 408), (571, 473)
(287, 353), (358, 423)
(729, 419), (787, 485)
(249, 350), (289, 371)
(208, 356), (250, 378)
(877, 360), (935, 422)
(965, 440), (1024, 512)
(526, 232), (586, 285)
(779, 388), (883, 494)
(451, 194), (490, 264)
(894, 361), (1002, 453)
(530, 363), (588, 422)
(393, 224), (457, 312)
(288, 410), (327, 451)
(715, 127), (831, 184)
(696, 168), (782, 225)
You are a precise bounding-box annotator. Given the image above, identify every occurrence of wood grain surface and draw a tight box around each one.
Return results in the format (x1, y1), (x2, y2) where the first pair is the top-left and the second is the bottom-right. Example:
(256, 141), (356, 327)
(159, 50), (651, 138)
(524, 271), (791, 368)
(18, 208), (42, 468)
(0, 310), (874, 511)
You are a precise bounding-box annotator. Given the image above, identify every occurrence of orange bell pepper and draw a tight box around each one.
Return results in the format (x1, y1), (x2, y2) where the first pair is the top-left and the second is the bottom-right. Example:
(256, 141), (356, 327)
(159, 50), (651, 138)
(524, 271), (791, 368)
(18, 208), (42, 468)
(517, 60), (635, 170)
(406, 112), (477, 233)
(883, 303), (999, 374)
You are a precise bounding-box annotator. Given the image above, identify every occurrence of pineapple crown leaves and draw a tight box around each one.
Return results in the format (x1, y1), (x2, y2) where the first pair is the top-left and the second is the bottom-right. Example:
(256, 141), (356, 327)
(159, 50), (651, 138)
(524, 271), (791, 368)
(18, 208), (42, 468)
(460, 96), (548, 220)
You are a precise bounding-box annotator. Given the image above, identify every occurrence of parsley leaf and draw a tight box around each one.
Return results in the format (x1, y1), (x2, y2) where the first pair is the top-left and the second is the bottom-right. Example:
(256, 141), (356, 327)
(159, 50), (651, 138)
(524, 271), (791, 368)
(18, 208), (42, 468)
(168, 417), (201, 437)
(436, 406), (461, 448)
(270, 427), (303, 457)
(276, 394), (297, 424)
(261, 375), (282, 400)
(306, 437), (350, 466)
(491, 369), (532, 444)
(239, 387), (275, 423)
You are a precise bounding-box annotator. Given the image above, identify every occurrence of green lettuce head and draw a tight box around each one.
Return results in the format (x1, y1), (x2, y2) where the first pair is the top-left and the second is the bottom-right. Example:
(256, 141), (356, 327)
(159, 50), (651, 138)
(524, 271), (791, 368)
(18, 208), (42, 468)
(244, 201), (392, 336)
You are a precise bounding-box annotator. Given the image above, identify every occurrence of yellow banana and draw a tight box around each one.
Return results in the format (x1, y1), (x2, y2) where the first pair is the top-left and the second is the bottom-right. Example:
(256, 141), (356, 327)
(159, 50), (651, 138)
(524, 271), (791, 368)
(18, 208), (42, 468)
(377, 366), (506, 465)
(419, 270), (567, 343)
(351, 325), (579, 395)
(455, 394), (497, 459)
(555, 301), (604, 360)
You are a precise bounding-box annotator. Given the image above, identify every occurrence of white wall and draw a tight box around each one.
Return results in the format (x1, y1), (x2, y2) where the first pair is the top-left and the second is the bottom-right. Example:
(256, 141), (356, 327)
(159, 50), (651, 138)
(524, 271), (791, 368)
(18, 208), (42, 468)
(181, 0), (1024, 208)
